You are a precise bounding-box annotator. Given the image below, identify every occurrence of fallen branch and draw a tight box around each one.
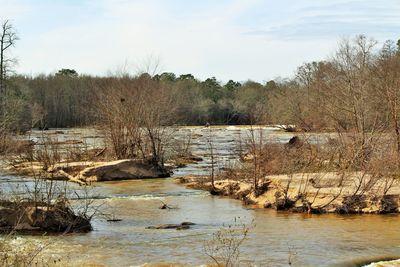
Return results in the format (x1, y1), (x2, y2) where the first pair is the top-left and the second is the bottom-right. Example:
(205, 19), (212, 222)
(57, 170), (87, 186)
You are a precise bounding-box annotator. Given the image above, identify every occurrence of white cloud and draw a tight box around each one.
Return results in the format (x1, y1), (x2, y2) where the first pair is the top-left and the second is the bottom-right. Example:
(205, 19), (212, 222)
(2, 0), (398, 81)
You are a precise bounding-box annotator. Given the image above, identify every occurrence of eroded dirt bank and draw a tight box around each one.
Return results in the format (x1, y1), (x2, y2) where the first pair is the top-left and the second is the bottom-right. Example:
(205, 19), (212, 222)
(176, 173), (400, 214)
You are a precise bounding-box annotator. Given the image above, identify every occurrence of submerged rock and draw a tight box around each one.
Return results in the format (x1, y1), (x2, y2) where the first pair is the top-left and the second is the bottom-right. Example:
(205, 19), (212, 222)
(168, 154), (203, 168)
(146, 222), (195, 230)
(286, 136), (303, 148)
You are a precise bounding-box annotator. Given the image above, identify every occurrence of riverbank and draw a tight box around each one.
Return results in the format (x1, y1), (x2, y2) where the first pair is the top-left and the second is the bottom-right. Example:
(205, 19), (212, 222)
(175, 173), (400, 214)
(1, 126), (400, 265)
(0, 200), (92, 233)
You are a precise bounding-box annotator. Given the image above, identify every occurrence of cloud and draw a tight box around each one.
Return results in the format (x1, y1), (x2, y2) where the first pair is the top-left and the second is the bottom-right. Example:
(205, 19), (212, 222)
(245, 20), (400, 41)
(2, 0), (399, 81)
(0, 1), (31, 20)
(243, 0), (400, 40)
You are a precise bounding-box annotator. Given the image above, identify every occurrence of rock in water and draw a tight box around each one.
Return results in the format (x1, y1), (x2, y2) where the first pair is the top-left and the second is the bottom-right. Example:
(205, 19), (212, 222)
(79, 159), (170, 182)
(287, 136), (303, 148)
(146, 222), (195, 230)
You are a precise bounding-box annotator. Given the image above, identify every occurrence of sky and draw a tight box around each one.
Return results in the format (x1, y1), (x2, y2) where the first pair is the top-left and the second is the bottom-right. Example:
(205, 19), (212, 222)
(0, 0), (399, 82)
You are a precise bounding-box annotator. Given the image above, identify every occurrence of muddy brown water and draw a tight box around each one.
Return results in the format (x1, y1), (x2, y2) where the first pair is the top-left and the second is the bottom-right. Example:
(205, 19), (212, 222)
(1, 126), (399, 266)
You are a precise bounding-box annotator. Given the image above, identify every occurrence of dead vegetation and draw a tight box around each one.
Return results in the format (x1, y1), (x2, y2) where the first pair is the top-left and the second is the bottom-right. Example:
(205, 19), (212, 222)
(191, 36), (400, 214)
(204, 219), (253, 267)
(1, 125), (175, 185)
(95, 75), (177, 170)
(0, 235), (63, 267)
(0, 172), (96, 234)
(178, 128), (400, 214)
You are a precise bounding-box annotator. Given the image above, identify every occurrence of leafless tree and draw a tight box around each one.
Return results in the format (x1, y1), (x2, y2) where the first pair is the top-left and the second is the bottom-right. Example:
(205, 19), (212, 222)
(246, 126), (265, 193)
(206, 126), (216, 190)
(0, 20), (18, 108)
(95, 74), (177, 169)
(373, 40), (400, 157)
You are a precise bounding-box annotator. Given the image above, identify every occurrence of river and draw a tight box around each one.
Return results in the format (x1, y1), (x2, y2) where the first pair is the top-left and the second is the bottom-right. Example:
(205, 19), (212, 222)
(1, 126), (399, 266)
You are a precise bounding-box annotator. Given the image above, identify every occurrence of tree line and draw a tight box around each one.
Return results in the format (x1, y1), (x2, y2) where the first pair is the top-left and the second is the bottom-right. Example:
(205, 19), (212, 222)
(3, 71), (277, 130)
(1, 18), (400, 135)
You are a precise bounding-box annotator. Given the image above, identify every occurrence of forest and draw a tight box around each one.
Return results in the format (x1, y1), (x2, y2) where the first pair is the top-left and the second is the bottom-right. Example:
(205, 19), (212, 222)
(0, 35), (399, 137)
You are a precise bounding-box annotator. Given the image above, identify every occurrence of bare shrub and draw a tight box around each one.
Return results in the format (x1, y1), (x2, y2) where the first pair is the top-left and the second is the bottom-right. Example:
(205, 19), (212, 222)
(204, 219), (253, 267)
(0, 236), (60, 267)
(0, 165), (103, 234)
(95, 75), (177, 169)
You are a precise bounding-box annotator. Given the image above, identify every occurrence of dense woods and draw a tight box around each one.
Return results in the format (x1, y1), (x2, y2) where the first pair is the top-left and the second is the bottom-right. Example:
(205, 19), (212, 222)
(3, 72), (273, 130)
(0, 35), (399, 135)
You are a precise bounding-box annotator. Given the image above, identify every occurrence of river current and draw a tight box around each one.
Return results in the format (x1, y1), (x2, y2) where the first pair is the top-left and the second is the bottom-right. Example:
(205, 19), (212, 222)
(0, 126), (399, 266)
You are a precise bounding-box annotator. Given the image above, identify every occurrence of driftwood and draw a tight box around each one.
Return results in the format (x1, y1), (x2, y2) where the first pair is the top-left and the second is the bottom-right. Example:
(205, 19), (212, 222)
(95, 147), (107, 157)
(159, 200), (178, 210)
(56, 170), (87, 186)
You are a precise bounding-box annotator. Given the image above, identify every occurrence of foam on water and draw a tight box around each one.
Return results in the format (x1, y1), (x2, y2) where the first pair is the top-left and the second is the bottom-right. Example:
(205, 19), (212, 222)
(104, 191), (210, 201)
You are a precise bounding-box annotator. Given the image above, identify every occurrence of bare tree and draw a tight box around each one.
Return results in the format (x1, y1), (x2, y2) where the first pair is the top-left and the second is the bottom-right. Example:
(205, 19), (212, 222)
(95, 74), (176, 170)
(246, 126), (264, 193)
(312, 35), (378, 141)
(373, 40), (400, 157)
(206, 126), (216, 190)
(0, 20), (18, 107)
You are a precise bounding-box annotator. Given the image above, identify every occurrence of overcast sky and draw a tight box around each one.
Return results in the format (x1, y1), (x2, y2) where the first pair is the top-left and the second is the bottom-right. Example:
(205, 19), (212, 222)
(1, 0), (399, 82)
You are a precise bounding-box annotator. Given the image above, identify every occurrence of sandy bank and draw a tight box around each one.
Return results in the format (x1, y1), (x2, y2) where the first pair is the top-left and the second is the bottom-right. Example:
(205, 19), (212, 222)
(175, 172), (400, 214)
